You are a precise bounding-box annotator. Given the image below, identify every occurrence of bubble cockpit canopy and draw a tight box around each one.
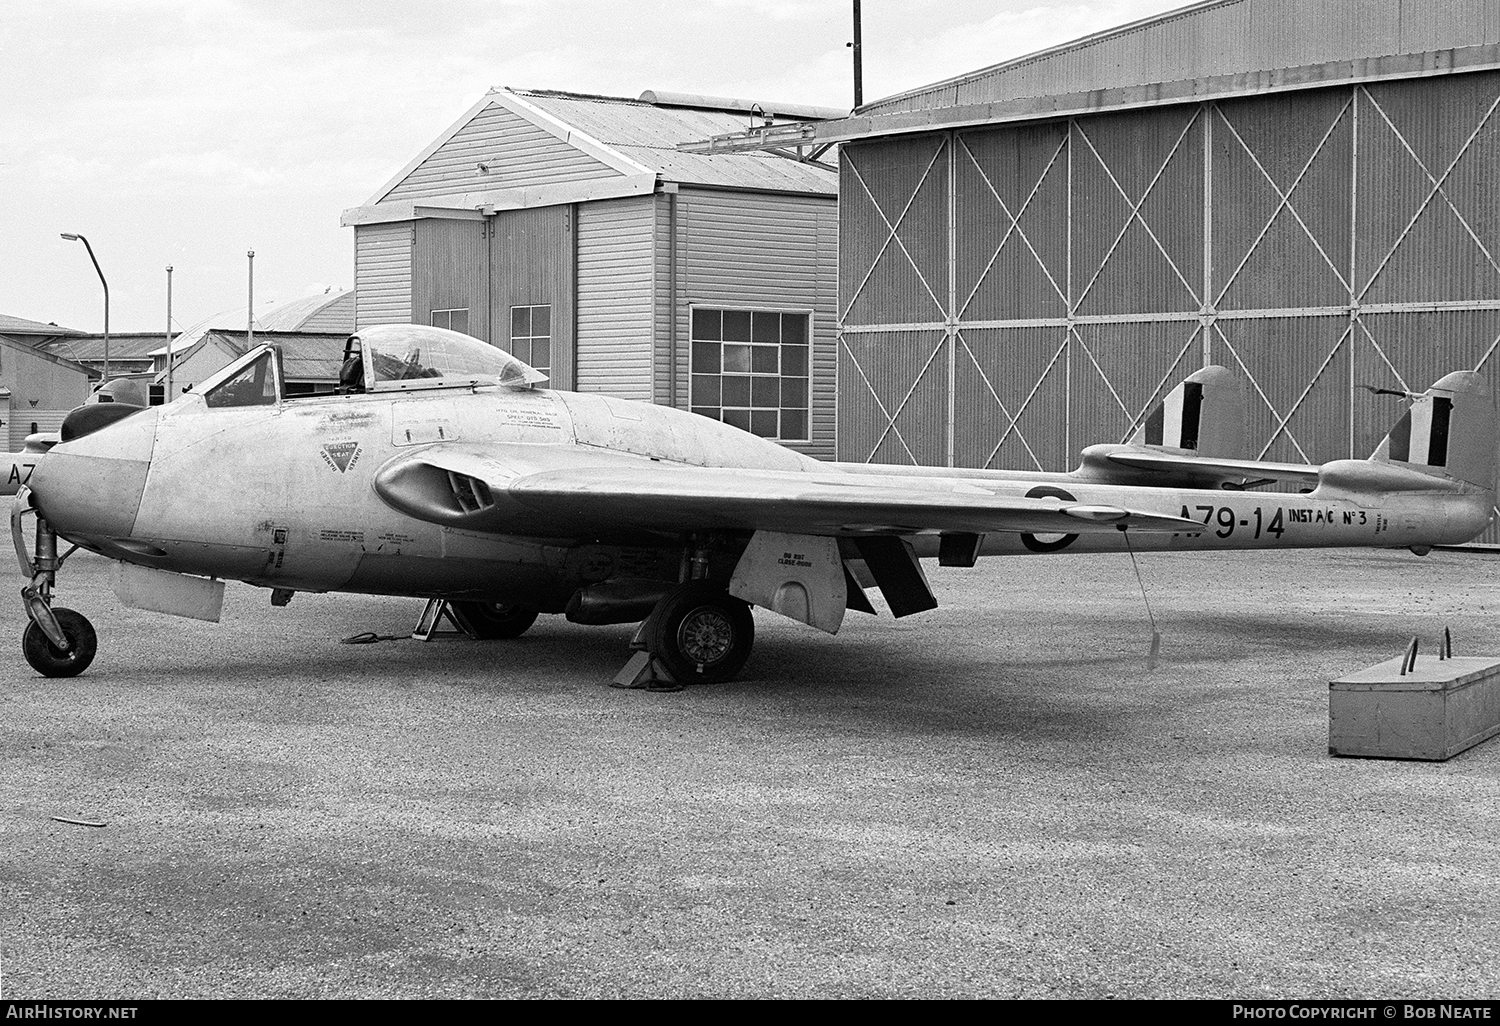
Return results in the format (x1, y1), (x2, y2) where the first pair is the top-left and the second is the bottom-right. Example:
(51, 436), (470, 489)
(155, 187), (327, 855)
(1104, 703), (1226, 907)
(355, 324), (548, 392)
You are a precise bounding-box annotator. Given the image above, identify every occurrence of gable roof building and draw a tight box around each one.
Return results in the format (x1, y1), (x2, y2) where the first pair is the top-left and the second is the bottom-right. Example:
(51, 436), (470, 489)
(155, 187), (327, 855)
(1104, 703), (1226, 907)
(37, 290), (355, 390)
(342, 87), (844, 457)
(167, 329), (349, 398)
(0, 315), (93, 448)
(0, 313), (85, 349)
(346, 87), (840, 224)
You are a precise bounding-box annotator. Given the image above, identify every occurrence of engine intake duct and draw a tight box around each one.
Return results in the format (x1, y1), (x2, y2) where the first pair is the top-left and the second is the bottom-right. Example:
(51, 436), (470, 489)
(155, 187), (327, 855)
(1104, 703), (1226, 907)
(448, 471), (494, 513)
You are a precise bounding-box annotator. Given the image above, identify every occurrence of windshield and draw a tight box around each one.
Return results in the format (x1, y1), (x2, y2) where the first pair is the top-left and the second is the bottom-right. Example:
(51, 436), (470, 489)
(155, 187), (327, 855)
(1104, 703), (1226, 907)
(199, 346), (281, 408)
(357, 324), (547, 392)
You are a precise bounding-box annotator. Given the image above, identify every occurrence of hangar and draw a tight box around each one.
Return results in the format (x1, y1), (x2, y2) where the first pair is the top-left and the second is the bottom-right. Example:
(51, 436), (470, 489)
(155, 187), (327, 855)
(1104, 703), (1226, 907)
(0, 313), (93, 448)
(698, 0), (1500, 516)
(148, 288), (356, 398)
(342, 88), (842, 457)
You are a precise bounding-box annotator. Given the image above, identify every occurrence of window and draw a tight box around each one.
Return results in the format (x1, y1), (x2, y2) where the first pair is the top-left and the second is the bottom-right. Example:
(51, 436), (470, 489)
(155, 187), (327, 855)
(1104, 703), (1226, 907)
(358, 324), (545, 392)
(510, 305), (551, 376)
(431, 308), (469, 335)
(689, 308), (809, 441)
(204, 349), (279, 408)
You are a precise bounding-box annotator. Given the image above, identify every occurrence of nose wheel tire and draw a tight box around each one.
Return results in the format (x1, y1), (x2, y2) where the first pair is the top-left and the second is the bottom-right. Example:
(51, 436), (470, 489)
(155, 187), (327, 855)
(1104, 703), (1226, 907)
(646, 583), (754, 685)
(449, 601), (539, 640)
(23, 607), (97, 678)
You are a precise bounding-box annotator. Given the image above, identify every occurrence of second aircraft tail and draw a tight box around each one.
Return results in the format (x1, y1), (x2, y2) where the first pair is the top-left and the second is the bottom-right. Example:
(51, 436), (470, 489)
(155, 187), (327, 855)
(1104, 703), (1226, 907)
(1368, 370), (1498, 493)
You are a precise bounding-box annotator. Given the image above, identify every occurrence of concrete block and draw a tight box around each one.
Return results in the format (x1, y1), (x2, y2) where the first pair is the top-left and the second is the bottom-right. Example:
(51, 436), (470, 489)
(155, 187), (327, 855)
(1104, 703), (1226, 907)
(1329, 654), (1500, 761)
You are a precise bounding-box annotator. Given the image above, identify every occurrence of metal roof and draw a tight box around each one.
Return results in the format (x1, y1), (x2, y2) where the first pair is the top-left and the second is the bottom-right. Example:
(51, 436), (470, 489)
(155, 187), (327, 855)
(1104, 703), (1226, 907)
(867, 0), (1500, 115)
(198, 330), (348, 382)
(0, 313), (83, 337)
(251, 289), (354, 332)
(0, 334), (93, 376)
(638, 90), (848, 121)
(688, 0), (1500, 153)
(40, 332), (165, 364)
(148, 289), (355, 357)
(510, 89), (838, 194)
(352, 87), (840, 220)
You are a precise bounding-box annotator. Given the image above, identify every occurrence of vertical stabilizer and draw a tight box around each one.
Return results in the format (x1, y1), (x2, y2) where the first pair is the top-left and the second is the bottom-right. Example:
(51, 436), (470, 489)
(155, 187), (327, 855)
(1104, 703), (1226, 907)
(1371, 371), (1498, 492)
(1129, 365), (1244, 458)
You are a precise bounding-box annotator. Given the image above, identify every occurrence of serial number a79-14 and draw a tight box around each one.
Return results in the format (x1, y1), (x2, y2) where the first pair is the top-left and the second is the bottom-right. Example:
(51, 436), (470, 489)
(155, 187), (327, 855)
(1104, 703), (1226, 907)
(1176, 503), (1374, 540)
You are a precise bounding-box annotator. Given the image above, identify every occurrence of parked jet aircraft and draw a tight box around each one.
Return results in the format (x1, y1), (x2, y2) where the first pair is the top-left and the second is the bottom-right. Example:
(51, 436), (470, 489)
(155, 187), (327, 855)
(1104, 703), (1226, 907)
(13, 325), (1496, 684)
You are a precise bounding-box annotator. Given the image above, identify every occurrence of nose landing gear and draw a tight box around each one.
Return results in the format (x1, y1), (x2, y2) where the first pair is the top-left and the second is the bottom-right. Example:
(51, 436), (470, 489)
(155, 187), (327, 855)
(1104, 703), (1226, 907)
(13, 487), (96, 677)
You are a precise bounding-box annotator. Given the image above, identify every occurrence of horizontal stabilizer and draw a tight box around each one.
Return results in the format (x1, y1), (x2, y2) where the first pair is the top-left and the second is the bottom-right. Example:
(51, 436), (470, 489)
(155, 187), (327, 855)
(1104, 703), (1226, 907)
(1089, 449), (1321, 488)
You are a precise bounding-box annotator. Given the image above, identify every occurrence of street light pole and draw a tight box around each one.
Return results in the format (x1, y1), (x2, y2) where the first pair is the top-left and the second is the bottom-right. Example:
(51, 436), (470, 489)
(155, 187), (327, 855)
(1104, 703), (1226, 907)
(60, 233), (109, 384)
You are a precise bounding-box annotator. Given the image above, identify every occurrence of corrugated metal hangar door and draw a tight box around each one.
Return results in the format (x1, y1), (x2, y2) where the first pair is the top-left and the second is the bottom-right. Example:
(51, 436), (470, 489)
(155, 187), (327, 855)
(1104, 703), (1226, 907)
(839, 70), (1500, 488)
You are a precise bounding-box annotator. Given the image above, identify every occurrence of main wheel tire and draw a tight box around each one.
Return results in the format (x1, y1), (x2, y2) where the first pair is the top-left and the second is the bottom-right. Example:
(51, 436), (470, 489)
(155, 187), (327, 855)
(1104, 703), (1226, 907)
(646, 583), (754, 685)
(450, 601), (539, 640)
(23, 608), (97, 678)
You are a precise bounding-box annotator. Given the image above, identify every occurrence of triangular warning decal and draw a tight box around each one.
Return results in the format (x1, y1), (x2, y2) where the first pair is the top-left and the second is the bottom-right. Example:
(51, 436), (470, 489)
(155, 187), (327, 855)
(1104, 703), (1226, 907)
(321, 441), (361, 473)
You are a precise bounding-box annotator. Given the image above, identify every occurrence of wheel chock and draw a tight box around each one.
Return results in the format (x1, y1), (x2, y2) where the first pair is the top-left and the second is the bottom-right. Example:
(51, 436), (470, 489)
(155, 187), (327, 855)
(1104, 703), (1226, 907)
(411, 598), (475, 641)
(609, 650), (681, 691)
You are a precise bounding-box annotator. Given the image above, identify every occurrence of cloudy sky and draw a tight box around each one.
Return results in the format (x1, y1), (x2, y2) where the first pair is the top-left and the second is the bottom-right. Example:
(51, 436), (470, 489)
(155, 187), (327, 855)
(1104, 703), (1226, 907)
(2, 0), (1184, 333)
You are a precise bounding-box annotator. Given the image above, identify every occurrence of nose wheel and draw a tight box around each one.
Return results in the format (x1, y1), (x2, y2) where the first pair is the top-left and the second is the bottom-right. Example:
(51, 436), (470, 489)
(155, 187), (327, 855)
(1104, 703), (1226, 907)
(23, 608), (96, 677)
(13, 487), (95, 678)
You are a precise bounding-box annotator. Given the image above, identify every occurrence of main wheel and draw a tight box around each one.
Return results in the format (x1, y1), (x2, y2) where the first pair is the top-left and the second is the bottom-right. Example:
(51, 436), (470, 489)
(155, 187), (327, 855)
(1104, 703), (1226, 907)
(450, 601), (539, 640)
(23, 608), (97, 678)
(647, 583), (754, 685)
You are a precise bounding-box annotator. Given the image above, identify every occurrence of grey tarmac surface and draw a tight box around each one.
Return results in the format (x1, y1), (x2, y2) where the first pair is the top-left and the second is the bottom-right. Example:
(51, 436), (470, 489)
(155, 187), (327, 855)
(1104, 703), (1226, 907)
(2, 546), (1500, 999)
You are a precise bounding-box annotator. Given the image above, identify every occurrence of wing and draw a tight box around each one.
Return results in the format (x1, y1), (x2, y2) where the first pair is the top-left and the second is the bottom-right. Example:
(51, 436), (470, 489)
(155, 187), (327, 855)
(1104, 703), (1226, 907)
(374, 443), (1202, 541)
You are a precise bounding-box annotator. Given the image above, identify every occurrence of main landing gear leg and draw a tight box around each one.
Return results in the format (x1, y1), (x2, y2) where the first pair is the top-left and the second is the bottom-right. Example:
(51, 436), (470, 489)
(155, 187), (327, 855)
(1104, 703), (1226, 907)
(610, 540), (755, 690)
(12, 487), (96, 677)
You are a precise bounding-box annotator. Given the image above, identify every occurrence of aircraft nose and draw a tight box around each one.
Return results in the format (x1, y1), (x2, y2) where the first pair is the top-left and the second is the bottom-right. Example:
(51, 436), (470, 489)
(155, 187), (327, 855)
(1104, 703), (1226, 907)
(31, 407), (159, 541)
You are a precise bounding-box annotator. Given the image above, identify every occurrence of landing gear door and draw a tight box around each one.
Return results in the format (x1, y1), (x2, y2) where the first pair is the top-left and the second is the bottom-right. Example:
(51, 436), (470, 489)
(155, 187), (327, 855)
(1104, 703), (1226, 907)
(729, 531), (847, 635)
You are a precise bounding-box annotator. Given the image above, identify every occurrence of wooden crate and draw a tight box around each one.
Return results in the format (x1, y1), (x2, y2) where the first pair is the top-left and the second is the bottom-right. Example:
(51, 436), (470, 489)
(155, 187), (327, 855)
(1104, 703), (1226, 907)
(1330, 654), (1500, 761)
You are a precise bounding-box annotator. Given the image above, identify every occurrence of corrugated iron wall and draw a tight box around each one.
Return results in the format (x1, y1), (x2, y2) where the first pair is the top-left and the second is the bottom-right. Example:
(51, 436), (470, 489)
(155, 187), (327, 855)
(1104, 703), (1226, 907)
(413, 218), (489, 339)
(670, 187), (839, 458)
(840, 69), (1500, 535)
(576, 196), (655, 400)
(491, 205), (576, 390)
(353, 222), (414, 329)
(12, 410), (67, 452)
(383, 103), (615, 203)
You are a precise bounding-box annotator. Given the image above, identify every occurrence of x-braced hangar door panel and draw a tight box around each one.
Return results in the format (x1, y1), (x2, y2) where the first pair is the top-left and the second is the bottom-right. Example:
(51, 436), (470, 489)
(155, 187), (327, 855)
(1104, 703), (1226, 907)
(839, 69), (1500, 487)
